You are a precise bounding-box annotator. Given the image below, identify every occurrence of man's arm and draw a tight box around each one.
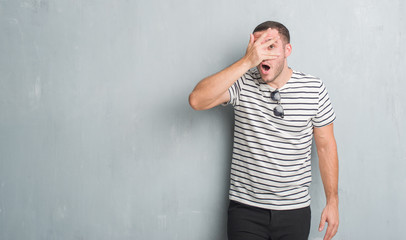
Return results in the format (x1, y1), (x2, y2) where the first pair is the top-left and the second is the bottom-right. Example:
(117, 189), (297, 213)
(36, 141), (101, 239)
(188, 29), (279, 111)
(313, 123), (339, 240)
(188, 58), (250, 110)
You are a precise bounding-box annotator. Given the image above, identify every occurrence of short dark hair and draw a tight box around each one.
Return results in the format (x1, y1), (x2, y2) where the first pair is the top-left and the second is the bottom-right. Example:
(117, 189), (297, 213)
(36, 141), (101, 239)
(253, 21), (290, 43)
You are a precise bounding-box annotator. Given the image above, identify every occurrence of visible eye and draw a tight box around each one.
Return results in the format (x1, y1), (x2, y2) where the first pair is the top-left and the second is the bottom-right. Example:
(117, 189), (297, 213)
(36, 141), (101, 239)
(269, 44), (275, 49)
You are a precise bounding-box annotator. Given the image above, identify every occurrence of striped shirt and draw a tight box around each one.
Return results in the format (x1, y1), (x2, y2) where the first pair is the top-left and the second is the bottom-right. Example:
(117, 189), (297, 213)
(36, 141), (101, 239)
(224, 68), (336, 210)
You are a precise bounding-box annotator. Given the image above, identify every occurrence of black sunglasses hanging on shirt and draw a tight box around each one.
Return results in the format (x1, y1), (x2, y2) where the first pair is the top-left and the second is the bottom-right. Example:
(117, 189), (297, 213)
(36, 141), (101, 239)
(271, 89), (284, 118)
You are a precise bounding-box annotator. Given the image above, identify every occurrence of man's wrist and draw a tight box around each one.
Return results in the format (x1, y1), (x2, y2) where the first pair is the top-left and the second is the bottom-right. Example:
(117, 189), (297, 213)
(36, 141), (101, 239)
(326, 194), (339, 206)
(240, 56), (255, 70)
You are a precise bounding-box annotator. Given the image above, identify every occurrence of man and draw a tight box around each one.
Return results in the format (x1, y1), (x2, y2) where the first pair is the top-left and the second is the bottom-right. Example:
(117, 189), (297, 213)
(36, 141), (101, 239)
(189, 21), (339, 240)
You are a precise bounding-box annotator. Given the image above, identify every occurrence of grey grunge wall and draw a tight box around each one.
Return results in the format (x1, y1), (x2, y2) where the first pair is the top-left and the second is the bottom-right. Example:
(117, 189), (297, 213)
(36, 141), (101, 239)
(1, 0), (405, 239)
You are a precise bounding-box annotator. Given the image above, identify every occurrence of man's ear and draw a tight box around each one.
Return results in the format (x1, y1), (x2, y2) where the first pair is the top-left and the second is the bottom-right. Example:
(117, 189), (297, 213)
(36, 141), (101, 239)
(285, 43), (292, 57)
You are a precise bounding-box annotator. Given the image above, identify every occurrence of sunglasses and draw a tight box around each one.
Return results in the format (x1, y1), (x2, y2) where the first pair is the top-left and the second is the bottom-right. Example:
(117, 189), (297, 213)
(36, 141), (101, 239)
(270, 89), (284, 118)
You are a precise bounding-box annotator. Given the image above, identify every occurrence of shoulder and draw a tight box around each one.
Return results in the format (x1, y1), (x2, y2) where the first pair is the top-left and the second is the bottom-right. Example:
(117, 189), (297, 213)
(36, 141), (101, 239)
(237, 68), (263, 89)
(244, 68), (267, 87)
(291, 70), (321, 84)
(284, 70), (323, 92)
(245, 67), (261, 79)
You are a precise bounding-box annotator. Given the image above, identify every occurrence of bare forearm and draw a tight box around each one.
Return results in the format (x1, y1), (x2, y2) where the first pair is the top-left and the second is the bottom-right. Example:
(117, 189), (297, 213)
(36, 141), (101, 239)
(314, 124), (339, 205)
(318, 141), (339, 205)
(189, 57), (251, 110)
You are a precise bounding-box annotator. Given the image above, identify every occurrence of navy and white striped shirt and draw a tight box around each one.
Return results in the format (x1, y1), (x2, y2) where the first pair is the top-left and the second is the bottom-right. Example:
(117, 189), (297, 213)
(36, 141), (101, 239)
(224, 68), (336, 210)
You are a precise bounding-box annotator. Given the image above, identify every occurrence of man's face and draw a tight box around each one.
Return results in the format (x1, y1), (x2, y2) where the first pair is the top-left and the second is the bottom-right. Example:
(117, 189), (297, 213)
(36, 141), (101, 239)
(253, 29), (291, 83)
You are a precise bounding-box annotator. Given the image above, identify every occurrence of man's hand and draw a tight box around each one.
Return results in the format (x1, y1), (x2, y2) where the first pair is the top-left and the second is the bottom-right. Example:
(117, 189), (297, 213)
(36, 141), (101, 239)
(243, 29), (280, 69)
(319, 203), (339, 240)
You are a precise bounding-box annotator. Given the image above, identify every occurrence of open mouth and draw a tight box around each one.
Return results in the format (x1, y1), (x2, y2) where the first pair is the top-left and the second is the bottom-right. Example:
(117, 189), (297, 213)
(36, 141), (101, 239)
(260, 62), (271, 74)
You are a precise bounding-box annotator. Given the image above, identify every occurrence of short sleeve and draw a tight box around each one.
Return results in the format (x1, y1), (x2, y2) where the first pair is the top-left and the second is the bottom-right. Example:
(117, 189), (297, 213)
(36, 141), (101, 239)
(312, 81), (336, 127)
(222, 74), (245, 107)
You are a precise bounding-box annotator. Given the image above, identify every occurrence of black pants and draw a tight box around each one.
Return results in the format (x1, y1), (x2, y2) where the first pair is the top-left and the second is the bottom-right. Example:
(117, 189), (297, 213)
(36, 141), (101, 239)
(227, 200), (311, 240)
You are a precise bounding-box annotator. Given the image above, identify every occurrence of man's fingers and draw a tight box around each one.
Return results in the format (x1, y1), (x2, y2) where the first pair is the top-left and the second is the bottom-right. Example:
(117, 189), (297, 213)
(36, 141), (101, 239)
(319, 222), (325, 232)
(255, 29), (274, 45)
(319, 205), (339, 240)
(255, 31), (268, 43)
(246, 29), (279, 67)
(320, 212), (338, 240)
(260, 36), (280, 48)
(323, 224), (338, 240)
(263, 53), (280, 60)
(326, 221), (339, 240)
(248, 33), (254, 46)
(318, 213), (326, 232)
(264, 50), (280, 55)
(323, 224), (333, 240)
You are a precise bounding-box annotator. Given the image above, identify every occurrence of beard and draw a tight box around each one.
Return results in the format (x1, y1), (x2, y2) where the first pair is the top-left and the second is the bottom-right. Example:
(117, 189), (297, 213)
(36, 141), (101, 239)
(258, 59), (285, 84)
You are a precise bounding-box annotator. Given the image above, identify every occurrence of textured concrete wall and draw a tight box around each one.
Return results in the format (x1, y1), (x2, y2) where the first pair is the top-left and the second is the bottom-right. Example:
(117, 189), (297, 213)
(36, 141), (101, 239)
(1, 0), (405, 239)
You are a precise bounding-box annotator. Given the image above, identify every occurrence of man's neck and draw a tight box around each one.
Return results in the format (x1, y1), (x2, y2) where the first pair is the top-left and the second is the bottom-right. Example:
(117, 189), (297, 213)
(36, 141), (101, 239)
(267, 66), (293, 89)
